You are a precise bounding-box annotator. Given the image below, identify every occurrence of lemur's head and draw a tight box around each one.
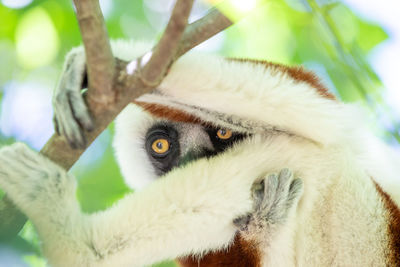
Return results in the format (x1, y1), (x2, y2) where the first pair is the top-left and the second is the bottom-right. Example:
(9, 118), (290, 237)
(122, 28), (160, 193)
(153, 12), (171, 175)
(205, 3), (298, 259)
(112, 49), (363, 190)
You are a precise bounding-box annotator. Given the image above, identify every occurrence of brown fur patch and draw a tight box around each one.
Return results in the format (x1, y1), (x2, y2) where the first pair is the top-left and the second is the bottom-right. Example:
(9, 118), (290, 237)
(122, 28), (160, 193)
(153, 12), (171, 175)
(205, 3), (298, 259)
(228, 58), (336, 100)
(134, 101), (202, 124)
(374, 182), (400, 266)
(177, 234), (261, 267)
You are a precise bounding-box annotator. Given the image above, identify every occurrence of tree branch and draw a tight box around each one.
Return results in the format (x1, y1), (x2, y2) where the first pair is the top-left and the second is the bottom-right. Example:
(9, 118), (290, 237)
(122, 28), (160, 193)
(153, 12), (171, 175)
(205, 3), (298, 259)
(140, 0), (194, 86)
(73, 0), (116, 108)
(176, 7), (232, 57)
(0, 0), (235, 241)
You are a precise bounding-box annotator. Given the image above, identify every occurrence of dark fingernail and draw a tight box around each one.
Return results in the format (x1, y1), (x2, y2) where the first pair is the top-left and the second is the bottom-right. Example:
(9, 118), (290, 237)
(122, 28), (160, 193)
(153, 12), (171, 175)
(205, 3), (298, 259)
(53, 118), (60, 135)
(233, 214), (251, 229)
(85, 121), (95, 132)
(75, 139), (86, 150)
(69, 140), (77, 149)
(289, 178), (303, 192)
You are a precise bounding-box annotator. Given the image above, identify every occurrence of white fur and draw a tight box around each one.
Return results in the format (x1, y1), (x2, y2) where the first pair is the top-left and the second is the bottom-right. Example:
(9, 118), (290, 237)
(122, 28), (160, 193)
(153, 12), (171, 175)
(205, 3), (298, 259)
(110, 41), (400, 266)
(113, 104), (158, 189)
(0, 131), (393, 266)
(0, 40), (399, 267)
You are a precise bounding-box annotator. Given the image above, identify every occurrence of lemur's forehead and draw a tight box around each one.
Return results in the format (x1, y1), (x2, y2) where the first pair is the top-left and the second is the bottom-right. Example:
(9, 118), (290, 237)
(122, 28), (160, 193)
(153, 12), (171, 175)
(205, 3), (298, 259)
(134, 100), (266, 135)
(134, 101), (202, 125)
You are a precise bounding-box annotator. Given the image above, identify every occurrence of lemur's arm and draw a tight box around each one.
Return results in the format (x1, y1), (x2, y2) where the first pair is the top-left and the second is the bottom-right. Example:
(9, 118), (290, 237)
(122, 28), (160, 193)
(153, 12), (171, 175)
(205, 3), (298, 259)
(0, 142), (256, 267)
(0, 142), (302, 267)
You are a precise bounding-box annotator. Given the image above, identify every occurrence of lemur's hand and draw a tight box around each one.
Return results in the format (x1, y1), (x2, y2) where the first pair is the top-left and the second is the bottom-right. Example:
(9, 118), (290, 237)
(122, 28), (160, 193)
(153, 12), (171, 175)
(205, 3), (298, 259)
(0, 143), (76, 220)
(233, 169), (303, 236)
(53, 47), (93, 149)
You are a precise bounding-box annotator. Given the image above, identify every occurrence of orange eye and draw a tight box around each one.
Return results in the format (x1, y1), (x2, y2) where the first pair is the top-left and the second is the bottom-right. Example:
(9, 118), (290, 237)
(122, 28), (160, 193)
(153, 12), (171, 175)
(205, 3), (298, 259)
(216, 129), (232, 140)
(151, 139), (170, 154)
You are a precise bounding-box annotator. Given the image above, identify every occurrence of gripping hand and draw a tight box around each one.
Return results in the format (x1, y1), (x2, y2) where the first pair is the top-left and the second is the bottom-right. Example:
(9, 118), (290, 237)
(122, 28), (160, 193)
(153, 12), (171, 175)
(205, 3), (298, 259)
(53, 47), (93, 149)
(234, 169), (303, 236)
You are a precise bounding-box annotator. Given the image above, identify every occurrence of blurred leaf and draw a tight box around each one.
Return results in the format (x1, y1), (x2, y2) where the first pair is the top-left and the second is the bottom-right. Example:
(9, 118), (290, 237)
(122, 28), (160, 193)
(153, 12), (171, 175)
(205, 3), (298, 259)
(15, 7), (60, 68)
(18, 221), (40, 253)
(356, 19), (388, 52)
(23, 255), (47, 267)
(77, 143), (130, 213)
(152, 260), (177, 267)
(0, 5), (18, 38)
(6, 236), (39, 255)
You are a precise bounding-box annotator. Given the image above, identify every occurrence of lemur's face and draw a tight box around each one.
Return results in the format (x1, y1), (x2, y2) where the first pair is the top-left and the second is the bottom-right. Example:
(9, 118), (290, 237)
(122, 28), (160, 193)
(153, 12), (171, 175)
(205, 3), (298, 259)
(144, 121), (248, 176)
(112, 104), (258, 190)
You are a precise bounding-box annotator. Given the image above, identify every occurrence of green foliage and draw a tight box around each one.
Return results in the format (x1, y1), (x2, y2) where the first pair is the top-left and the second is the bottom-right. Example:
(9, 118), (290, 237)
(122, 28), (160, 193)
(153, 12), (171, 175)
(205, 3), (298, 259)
(0, 0), (397, 266)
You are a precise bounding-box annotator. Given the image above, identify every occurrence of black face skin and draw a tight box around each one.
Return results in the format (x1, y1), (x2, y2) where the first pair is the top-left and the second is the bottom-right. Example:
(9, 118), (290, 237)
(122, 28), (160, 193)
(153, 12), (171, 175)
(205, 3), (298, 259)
(145, 123), (181, 176)
(204, 126), (246, 153)
(145, 122), (247, 176)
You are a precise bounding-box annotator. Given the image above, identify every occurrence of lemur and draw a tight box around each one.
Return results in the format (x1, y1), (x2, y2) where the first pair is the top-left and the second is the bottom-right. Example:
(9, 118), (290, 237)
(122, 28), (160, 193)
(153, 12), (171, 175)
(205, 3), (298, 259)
(0, 40), (399, 266)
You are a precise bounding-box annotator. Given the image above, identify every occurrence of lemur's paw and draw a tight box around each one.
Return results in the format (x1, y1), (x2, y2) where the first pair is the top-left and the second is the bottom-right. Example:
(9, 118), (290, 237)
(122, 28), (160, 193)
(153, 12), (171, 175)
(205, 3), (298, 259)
(234, 168), (303, 232)
(0, 143), (76, 213)
(53, 46), (93, 149)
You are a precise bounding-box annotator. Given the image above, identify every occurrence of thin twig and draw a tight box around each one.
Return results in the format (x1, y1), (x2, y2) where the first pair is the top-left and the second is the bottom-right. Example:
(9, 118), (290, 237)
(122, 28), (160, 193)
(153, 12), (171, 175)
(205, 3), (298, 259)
(140, 0), (194, 86)
(176, 7), (232, 58)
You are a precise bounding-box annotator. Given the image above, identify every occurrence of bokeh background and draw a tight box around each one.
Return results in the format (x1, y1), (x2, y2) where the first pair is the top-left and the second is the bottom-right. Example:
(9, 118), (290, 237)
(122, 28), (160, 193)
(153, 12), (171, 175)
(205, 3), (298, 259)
(0, 0), (399, 266)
